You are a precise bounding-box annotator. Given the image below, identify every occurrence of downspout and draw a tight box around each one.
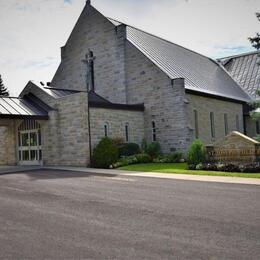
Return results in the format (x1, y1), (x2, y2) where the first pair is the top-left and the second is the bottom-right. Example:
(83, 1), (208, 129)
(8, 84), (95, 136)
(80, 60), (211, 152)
(87, 94), (92, 166)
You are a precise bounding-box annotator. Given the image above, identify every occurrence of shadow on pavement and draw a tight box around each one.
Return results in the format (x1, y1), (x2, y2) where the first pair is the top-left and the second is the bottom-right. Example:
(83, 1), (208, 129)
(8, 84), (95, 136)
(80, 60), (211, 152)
(1, 169), (118, 180)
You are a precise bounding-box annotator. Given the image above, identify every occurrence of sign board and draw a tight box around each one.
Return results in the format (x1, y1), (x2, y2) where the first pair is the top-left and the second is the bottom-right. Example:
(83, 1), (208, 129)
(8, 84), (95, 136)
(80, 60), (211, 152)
(206, 131), (260, 163)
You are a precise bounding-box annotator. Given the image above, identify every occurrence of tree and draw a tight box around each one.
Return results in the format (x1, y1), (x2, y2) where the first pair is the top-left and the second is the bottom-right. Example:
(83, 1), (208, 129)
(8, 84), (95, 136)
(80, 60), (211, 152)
(0, 75), (9, 97)
(249, 12), (260, 50)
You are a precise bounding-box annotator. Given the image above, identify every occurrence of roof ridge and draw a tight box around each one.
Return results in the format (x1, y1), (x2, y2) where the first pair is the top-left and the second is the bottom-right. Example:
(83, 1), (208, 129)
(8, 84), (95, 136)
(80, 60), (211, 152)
(218, 50), (260, 61)
(106, 16), (216, 64)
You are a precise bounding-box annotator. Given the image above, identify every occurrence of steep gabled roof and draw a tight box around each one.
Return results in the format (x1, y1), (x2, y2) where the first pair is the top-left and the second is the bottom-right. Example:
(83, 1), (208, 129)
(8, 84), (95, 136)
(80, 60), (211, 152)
(107, 17), (251, 103)
(218, 51), (260, 99)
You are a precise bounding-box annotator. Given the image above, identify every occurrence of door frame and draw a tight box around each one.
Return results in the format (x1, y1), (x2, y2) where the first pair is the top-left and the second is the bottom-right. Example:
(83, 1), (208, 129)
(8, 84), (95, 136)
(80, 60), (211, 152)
(17, 128), (42, 166)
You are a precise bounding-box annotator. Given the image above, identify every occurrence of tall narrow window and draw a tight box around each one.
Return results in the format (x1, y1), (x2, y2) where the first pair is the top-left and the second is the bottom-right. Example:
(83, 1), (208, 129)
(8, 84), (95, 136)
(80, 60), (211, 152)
(256, 121), (260, 135)
(125, 123), (129, 142)
(104, 123), (109, 137)
(194, 109), (199, 139)
(224, 113), (228, 135)
(152, 121), (156, 142)
(236, 115), (240, 131)
(210, 112), (215, 138)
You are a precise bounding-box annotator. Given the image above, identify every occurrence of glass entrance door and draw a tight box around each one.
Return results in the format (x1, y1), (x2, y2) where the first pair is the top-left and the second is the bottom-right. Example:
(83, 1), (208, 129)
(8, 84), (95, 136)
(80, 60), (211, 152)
(18, 130), (42, 165)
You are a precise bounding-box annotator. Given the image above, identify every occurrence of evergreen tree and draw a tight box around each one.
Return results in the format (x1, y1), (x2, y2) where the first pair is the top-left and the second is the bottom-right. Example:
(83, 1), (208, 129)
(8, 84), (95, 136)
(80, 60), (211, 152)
(249, 12), (260, 50)
(0, 74), (9, 97)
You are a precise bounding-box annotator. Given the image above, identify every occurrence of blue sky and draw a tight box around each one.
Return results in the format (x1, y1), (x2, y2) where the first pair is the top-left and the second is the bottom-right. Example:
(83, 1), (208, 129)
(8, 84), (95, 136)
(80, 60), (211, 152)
(0, 0), (259, 95)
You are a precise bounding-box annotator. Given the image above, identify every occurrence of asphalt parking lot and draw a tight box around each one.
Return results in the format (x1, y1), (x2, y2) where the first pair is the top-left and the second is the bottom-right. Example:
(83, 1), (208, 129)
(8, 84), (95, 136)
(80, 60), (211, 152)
(0, 169), (259, 259)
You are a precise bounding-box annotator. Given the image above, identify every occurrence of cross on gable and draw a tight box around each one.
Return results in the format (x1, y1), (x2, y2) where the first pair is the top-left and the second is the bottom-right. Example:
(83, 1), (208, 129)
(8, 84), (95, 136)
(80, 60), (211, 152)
(82, 50), (96, 92)
(82, 50), (95, 64)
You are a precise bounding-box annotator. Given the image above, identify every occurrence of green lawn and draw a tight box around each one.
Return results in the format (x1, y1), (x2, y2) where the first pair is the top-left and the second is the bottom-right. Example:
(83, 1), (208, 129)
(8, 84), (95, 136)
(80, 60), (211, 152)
(119, 163), (260, 178)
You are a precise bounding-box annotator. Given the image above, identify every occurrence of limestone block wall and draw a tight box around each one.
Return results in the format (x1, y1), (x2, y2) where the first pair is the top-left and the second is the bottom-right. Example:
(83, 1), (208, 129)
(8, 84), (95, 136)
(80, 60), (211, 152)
(0, 120), (17, 165)
(245, 116), (260, 138)
(90, 107), (144, 149)
(125, 41), (192, 153)
(41, 92), (90, 166)
(186, 94), (244, 145)
(51, 4), (127, 103)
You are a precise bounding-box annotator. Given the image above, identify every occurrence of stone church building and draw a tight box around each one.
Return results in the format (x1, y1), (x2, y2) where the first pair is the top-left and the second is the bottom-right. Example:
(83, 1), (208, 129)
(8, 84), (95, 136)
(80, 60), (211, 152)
(0, 1), (259, 166)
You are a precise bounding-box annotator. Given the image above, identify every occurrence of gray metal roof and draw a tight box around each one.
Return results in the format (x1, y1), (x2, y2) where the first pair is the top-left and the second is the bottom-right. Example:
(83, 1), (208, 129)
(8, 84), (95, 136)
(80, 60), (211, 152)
(219, 51), (260, 99)
(0, 97), (49, 119)
(107, 17), (250, 102)
(43, 87), (82, 99)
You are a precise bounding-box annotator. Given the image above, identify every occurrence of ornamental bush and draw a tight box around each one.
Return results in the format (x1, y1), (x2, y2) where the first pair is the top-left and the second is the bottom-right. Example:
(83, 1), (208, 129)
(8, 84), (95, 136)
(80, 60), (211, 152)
(92, 137), (119, 168)
(118, 143), (141, 157)
(187, 139), (205, 165)
(145, 142), (161, 158)
(135, 153), (152, 163)
(167, 152), (183, 163)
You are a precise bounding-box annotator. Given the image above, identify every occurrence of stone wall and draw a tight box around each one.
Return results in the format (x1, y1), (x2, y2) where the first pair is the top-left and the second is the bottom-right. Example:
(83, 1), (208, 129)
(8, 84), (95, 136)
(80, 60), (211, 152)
(41, 92), (90, 166)
(125, 41), (192, 153)
(186, 94), (244, 145)
(245, 116), (260, 138)
(20, 83), (90, 166)
(90, 107), (144, 149)
(51, 3), (127, 104)
(0, 120), (17, 165)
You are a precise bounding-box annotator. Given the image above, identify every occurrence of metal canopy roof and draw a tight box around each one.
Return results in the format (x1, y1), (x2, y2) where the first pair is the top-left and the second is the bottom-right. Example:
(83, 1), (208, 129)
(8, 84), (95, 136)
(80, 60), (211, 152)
(107, 17), (251, 103)
(88, 91), (144, 111)
(0, 97), (49, 119)
(42, 87), (81, 99)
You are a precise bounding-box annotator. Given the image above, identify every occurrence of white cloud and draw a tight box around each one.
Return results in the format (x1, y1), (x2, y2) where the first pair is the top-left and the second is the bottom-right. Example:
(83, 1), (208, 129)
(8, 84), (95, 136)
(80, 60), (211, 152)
(0, 0), (259, 96)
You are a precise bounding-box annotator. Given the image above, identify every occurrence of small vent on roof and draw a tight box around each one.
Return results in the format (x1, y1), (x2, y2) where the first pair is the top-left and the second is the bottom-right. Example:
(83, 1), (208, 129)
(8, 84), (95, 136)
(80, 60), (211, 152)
(40, 82), (44, 86)
(46, 82), (51, 87)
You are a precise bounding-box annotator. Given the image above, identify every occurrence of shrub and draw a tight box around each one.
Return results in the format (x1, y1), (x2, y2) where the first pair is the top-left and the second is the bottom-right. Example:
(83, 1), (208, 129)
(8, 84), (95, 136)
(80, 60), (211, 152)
(118, 143), (141, 157)
(112, 137), (125, 146)
(145, 142), (161, 158)
(141, 139), (148, 153)
(195, 163), (203, 170)
(167, 152), (183, 163)
(187, 139), (205, 165)
(239, 163), (260, 173)
(135, 153), (152, 163)
(92, 137), (119, 168)
(153, 155), (168, 163)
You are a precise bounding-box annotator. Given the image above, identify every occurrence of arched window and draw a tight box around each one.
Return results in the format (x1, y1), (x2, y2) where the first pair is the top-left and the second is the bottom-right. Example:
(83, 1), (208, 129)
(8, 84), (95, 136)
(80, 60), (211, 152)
(210, 112), (215, 138)
(193, 109), (199, 139)
(104, 122), (109, 137)
(224, 113), (228, 135)
(125, 123), (129, 142)
(152, 121), (156, 142)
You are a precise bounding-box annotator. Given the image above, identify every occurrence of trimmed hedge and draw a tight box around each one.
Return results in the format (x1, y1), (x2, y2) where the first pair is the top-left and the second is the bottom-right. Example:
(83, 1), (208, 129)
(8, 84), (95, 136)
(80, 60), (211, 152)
(92, 137), (119, 168)
(118, 143), (141, 157)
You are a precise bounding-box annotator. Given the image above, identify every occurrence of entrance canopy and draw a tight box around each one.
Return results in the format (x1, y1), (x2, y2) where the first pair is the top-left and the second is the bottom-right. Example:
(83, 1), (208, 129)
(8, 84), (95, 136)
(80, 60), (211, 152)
(0, 94), (51, 119)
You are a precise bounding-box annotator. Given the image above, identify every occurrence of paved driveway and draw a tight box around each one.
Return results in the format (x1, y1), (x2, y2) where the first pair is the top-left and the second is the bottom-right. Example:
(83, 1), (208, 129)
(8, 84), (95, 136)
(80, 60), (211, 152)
(0, 170), (260, 259)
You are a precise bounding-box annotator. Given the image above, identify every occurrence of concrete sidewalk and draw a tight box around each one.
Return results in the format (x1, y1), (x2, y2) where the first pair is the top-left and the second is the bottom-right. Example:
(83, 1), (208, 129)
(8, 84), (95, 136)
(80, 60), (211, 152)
(1, 165), (259, 185)
(44, 166), (260, 186)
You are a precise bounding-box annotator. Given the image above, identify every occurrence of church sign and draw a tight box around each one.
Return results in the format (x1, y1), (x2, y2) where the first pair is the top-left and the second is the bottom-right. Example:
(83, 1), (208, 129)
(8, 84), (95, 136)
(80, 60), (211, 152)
(206, 131), (260, 163)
